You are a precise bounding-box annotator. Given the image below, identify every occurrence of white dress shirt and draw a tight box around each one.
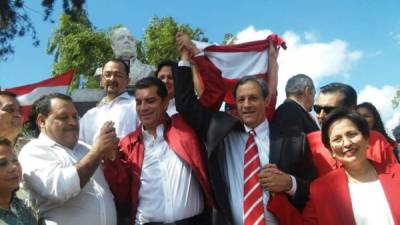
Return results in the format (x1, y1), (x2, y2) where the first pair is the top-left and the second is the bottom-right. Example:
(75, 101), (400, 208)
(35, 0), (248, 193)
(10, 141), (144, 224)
(223, 119), (296, 225)
(349, 180), (394, 225)
(79, 92), (139, 145)
(135, 125), (204, 224)
(18, 134), (116, 225)
(166, 98), (178, 116)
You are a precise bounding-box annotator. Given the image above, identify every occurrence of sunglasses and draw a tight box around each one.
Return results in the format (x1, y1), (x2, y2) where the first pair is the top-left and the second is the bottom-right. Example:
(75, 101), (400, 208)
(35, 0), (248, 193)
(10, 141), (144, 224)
(313, 105), (337, 114)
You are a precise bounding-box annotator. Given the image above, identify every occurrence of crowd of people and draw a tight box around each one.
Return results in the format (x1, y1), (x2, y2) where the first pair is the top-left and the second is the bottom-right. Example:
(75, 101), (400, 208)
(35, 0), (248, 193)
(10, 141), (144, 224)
(1, 31), (400, 225)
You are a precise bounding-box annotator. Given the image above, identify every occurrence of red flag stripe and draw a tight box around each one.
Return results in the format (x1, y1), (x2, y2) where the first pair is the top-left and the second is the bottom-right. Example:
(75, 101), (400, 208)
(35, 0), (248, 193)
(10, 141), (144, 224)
(5, 70), (74, 121)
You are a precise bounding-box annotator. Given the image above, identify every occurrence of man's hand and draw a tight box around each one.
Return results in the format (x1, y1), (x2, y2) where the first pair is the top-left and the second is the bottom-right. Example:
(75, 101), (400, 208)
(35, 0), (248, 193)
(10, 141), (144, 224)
(176, 32), (200, 56)
(92, 121), (119, 160)
(258, 164), (292, 193)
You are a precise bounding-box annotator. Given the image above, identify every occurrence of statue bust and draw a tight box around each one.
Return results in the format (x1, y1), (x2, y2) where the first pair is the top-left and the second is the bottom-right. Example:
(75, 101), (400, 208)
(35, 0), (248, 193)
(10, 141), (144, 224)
(95, 27), (155, 86)
(111, 27), (137, 60)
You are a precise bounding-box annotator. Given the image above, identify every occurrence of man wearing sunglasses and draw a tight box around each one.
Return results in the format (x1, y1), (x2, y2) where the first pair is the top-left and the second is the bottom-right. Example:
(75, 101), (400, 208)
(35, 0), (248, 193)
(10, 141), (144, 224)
(308, 82), (398, 176)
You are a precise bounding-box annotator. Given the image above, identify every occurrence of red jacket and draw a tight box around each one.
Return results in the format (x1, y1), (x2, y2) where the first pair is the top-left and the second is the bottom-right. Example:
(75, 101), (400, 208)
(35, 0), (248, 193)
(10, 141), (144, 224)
(268, 162), (400, 225)
(307, 130), (398, 176)
(104, 115), (214, 223)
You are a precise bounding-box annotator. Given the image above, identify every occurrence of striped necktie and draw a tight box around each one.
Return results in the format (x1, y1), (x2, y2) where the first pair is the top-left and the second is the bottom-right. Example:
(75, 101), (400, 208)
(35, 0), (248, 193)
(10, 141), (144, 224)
(243, 130), (265, 225)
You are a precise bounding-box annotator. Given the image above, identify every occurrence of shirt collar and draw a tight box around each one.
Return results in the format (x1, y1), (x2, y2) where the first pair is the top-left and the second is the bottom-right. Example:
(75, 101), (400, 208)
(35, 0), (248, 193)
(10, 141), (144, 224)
(244, 119), (269, 139)
(289, 98), (308, 112)
(38, 133), (78, 150)
(98, 92), (132, 106)
(141, 124), (165, 140)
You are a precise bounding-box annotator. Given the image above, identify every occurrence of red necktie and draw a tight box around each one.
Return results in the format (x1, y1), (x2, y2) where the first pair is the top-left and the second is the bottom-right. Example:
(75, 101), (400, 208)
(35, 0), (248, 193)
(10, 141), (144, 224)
(243, 130), (265, 225)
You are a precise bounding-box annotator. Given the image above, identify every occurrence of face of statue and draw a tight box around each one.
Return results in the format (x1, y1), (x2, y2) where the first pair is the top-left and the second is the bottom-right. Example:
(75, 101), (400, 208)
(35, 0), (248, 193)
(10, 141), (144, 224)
(111, 27), (137, 60)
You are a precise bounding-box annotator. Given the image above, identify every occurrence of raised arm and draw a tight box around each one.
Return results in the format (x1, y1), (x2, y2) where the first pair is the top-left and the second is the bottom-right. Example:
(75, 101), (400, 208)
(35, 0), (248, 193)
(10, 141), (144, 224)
(176, 31), (226, 112)
(174, 32), (215, 141)
(265, 40), (279, 120)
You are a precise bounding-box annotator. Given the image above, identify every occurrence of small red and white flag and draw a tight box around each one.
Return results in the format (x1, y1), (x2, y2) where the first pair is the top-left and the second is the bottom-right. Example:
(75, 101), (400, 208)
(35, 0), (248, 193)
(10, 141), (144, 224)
(6, 70), (74, 121)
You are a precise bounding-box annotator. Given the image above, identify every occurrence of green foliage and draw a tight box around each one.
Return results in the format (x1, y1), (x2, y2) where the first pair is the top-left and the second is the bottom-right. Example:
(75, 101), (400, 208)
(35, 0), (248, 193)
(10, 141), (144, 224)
(142, 16), (207, 66)
(0, 0), (39, 61)
(0, 0), (85, 61)
(47, 10), (113, 90)
(223, 33), (237, 44)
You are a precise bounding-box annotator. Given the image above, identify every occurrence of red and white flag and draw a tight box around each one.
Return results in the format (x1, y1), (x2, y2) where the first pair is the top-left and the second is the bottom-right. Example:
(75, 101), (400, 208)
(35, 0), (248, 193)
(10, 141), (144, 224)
(6, 70), (74, 120)
(195, 34), (286, 103)
(193, 34), (286, 118)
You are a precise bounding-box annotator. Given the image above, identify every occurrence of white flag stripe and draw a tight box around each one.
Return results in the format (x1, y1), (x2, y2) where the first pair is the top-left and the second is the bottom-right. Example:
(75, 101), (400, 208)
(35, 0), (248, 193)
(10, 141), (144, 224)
(17, 86), (69, 105)
(245, 142), (256, 154)
(244, 182), (260, 200)
(244, 168), (260, 184)
(244, 154), (259, 169)
(205, 51), (268, 78)
(254, 214), (265, 225)
(244, 197), (263, 219)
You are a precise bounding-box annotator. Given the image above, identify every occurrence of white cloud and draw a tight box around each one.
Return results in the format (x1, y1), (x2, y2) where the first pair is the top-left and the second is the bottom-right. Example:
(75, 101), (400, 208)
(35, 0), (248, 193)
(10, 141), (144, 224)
(304, 32), (318, 42)
(235, 26), (273, 43)
(358, 85), (400, 137)
(231, 26), (400, 136)
(389, 32), (400, 45)
(233, 25), (363, 104)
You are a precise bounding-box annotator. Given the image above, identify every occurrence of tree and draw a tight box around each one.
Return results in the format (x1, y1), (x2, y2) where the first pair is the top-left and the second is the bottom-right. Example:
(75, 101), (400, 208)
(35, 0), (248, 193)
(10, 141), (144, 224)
(47, 9), (113, 90)
(0, 0), (85, 61)
(142, 16), (207, 66)
(223, 33), (237, 44)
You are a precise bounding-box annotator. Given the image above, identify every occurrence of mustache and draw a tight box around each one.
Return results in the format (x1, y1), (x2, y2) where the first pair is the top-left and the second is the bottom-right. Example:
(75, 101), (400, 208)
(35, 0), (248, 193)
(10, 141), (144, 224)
(105, 81), (118, 87)
(63, 126), (79, 132)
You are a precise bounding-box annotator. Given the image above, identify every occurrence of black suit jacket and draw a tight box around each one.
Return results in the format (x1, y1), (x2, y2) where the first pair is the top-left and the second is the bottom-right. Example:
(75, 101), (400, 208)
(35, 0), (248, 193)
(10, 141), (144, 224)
(273, 99), (319, 134)
(174, 66), (317, 225)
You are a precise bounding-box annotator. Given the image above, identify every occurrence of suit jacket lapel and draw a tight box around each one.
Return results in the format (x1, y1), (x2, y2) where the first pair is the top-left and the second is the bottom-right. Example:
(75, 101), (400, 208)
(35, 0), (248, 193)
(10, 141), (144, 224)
(375, 163), (400, 225)
(269, 126), (282, 165)
(329, 169), (357, 225)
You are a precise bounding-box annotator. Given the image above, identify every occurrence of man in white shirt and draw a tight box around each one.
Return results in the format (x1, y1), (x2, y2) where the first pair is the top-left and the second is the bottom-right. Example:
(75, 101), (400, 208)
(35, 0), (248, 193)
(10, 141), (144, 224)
(19, 93), (118, 225)
(104, 77), (213, 225)
(80, 59), (139, 145)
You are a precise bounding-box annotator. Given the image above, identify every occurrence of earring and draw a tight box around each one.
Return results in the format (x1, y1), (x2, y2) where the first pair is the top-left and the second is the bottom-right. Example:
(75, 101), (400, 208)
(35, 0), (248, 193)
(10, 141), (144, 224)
(332, 153), (336, 158)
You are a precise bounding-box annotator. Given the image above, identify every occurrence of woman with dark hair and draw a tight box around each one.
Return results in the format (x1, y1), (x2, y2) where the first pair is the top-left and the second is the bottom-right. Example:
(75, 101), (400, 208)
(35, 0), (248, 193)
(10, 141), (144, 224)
(357, 102), (396, 146)
(0, 137), (37, 225)
(268, 108), (400, 225)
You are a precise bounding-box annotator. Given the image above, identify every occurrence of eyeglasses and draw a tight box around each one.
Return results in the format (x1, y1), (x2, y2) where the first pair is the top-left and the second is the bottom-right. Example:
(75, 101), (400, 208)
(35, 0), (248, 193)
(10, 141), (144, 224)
(313, 105), (337, 114)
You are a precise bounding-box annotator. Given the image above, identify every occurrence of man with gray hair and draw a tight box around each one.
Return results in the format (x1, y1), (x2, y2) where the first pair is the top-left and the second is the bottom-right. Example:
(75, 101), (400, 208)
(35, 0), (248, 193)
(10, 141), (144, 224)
(273, 74), (319, 134)
(110, 27), (154, 85)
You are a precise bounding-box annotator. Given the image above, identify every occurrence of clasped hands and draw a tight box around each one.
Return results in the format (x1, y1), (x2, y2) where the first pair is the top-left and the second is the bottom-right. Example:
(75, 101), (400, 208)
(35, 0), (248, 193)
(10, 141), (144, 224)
(258, 164), (292, 194)
(92, 121), (120, 160)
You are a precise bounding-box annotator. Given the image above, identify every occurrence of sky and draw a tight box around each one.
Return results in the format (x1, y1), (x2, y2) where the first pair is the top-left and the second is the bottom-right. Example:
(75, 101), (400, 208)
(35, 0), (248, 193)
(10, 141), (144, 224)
(1, 0), (399, 132)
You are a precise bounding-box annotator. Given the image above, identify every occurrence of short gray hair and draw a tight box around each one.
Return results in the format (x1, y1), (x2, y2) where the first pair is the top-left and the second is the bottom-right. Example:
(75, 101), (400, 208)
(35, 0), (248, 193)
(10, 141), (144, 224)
(285, 74), (314, 97)
(233, 76), (269, 99)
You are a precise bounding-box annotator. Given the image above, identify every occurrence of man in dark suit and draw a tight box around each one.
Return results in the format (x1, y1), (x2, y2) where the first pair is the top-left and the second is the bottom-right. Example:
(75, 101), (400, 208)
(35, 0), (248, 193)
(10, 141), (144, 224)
(273, 74), (319, 134)
(174, 37), (316, 225)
